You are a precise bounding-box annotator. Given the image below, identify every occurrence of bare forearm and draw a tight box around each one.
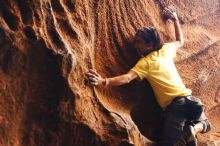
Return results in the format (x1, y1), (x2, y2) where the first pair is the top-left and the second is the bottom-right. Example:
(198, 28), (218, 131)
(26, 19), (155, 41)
(87, 69), (137, 87)
(105, 74), (131, 86)
(174, 19), (184, 45)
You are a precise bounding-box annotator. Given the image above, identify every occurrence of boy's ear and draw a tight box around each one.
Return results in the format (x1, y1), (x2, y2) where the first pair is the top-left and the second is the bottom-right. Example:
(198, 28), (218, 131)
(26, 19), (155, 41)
(147, 42), (153, 50)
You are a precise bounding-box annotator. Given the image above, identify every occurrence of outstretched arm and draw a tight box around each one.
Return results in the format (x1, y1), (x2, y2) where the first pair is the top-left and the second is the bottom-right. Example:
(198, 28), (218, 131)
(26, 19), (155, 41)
(86, 69), (138, 86)
(173, 15), (184, 47)
(164, 7), (184, 48)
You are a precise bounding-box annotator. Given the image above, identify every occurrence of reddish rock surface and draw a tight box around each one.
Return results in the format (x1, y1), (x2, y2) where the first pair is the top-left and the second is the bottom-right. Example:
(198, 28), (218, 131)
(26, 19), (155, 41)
(0, 0), (219, 146)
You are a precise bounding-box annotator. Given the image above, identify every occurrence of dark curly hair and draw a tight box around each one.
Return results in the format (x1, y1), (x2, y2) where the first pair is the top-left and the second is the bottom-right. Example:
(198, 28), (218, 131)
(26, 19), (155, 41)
(136, 26), (164, 51)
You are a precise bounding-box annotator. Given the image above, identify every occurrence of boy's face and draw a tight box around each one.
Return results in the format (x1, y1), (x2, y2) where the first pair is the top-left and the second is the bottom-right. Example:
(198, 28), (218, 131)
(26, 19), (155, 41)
(134, 33), (153, 57)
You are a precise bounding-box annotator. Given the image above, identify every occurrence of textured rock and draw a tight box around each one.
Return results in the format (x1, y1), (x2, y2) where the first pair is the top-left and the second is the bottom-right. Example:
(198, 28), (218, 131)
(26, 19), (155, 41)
(0, 0), (219, 146)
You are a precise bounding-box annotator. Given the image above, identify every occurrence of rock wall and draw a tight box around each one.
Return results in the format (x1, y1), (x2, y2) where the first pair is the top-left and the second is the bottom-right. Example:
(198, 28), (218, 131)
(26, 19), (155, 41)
(0, 0), (219, 146)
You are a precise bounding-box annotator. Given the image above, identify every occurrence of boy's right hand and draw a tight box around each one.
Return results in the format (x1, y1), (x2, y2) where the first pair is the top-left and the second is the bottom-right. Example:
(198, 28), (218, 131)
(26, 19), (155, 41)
(163, 6), (178, 21)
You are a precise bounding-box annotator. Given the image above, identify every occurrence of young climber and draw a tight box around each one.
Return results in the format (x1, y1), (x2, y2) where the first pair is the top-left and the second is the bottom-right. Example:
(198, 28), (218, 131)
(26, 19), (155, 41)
(86, 7), (211, 146)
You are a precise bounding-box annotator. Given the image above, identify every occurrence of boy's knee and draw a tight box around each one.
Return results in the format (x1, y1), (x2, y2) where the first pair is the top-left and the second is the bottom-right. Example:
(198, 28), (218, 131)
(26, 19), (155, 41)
(201, 119), (211, 133)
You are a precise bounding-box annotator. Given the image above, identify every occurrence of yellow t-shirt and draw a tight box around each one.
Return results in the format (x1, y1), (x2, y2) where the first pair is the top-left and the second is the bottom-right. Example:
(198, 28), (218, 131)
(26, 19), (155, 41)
(131, 43), (192, 109)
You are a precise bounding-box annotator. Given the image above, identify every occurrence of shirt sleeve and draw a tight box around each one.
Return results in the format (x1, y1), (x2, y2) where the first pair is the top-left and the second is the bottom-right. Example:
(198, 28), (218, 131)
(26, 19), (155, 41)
(164, 43), (177, 58)
(130, 58), (149, 80)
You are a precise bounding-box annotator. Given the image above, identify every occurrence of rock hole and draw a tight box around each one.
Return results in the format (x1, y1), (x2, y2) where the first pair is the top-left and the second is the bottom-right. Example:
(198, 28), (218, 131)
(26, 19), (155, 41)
(21, 39), (74, 146)
(48, 28), (65, 49)
(0, 2), (19, 31)
(51, 0), (65, 14)
(16, 0), (33, 25)
(63, 0), (76, 12)
(58, 19), (78, 39)
(23, 26), (37, 40)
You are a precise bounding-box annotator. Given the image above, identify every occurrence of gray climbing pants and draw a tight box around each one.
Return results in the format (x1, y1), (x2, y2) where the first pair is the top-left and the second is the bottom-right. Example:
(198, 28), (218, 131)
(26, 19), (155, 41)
(159, 95), (211, 146)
